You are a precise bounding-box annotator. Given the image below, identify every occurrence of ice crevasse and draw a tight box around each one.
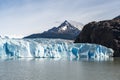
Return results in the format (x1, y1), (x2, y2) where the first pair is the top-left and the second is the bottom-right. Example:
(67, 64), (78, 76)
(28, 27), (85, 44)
(0, 38), (114, 59)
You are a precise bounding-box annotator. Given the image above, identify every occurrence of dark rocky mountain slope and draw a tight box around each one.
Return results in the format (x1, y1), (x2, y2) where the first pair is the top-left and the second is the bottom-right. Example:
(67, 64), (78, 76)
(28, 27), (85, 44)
(75, 16), (120, 57)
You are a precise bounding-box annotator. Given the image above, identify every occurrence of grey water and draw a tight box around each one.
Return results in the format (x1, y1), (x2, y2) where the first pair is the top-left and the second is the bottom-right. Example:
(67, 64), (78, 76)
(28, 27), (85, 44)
(0, 58), (120, 80)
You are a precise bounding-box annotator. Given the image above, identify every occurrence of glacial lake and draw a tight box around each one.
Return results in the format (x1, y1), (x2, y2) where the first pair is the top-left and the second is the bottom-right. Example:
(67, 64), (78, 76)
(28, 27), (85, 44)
(0, 58), (120, 80)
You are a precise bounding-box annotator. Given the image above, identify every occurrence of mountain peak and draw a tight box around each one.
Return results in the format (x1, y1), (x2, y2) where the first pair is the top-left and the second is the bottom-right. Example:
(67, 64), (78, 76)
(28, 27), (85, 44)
(64, 20), (68, 22)
(59, 20), (71, 27)
(58, 20), (84, 31)
(24, 20), (83, 40)
(63, 20), (71, 24)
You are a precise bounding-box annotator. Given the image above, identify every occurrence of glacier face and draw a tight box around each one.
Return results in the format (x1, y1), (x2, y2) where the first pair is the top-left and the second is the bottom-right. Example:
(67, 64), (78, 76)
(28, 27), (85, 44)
(0, 38), (113, 59)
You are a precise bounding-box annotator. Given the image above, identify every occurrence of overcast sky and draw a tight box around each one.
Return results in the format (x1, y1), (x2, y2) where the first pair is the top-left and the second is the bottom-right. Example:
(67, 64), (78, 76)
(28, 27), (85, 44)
(0, 0), (120, 38)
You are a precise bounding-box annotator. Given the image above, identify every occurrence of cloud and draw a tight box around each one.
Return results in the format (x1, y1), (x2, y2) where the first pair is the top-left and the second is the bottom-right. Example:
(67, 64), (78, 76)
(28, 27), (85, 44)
(0, 0), (120, 38)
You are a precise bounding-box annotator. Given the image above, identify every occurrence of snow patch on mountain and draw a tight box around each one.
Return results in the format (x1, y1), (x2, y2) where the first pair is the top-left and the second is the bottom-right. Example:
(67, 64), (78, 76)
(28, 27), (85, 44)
(60, 26), (67, 31)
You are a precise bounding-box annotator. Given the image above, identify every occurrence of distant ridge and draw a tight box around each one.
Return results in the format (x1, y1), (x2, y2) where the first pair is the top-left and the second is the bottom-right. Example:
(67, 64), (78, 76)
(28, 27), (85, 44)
(24, 20), (83, 40)
(113, 15), (120, 19)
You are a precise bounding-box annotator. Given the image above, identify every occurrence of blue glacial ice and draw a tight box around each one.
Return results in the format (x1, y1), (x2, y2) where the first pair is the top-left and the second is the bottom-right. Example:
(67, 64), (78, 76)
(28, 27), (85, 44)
(0, 38), (114, 59)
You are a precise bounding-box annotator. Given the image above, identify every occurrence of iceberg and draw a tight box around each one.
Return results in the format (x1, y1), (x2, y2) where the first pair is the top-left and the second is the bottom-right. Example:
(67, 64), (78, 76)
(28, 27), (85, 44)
(0, 38), (113, 59)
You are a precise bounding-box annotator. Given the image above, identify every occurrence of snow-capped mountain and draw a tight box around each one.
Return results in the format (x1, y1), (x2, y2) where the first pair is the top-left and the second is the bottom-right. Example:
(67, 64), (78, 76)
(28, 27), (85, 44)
(47, 20), (83, 34)
(24, 20), (84, 40)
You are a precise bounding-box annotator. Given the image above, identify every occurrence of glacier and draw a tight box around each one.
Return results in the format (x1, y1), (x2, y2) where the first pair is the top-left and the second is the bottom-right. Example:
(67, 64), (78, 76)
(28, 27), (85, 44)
(0, 38), (113, 59)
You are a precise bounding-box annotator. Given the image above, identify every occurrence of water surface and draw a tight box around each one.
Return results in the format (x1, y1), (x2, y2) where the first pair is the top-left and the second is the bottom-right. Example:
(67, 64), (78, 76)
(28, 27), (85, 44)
(0, 58), (120, 80)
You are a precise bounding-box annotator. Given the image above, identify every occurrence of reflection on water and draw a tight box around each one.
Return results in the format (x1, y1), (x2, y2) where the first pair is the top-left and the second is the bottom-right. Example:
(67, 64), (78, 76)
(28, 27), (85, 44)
(0, 56), (114, 62)
(0, 57), (120, 80)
